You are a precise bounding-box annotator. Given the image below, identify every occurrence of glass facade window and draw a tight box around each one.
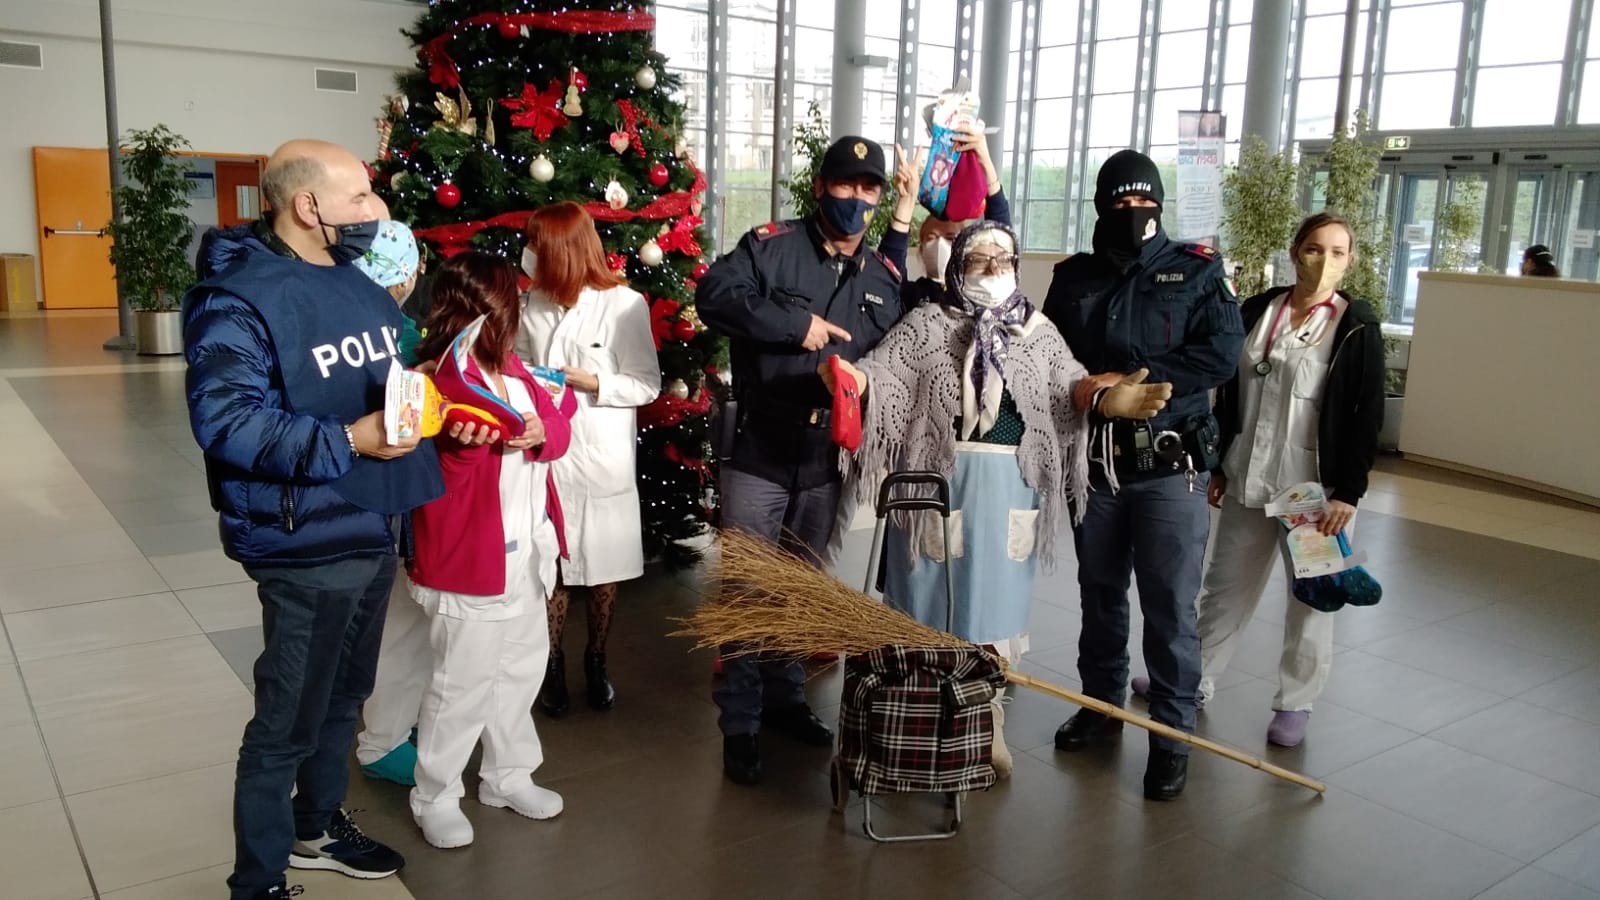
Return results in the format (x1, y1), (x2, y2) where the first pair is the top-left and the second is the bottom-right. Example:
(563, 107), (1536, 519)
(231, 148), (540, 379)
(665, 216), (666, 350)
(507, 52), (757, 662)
(1383, 2), (1463, 72)
(1478, 0), (1572, 67)
(1474, 63), (1563, 127)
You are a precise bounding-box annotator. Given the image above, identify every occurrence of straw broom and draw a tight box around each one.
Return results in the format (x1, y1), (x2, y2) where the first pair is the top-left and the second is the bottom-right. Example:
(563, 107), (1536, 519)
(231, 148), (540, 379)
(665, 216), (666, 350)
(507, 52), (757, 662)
(674, 530), (1326, 795)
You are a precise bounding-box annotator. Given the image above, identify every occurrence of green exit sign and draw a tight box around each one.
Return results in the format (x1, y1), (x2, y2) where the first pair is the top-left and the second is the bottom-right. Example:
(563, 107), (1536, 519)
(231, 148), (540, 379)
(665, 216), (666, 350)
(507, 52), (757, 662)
(1384, 136), (1411, 151)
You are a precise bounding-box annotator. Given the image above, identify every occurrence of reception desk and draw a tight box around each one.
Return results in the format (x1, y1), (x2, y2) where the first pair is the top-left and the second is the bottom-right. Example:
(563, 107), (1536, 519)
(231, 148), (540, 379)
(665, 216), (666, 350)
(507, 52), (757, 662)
(1403, 271), (1600, 505)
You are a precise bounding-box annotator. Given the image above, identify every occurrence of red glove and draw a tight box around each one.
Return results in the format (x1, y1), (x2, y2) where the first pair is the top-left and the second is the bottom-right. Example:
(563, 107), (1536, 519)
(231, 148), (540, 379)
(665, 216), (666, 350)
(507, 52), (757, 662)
(830, 356), (863, 451)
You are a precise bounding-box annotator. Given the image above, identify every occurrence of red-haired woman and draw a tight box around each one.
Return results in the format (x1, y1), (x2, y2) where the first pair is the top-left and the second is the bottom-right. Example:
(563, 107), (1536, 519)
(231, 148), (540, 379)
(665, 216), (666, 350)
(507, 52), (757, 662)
(406, 251), (576, 849)
(516, 202), (661, 715)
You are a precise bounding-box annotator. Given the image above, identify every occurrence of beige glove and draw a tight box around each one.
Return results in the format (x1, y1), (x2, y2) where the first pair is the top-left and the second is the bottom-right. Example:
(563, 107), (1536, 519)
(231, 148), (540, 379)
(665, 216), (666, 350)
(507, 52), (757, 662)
(1097, 368), (1172, 419)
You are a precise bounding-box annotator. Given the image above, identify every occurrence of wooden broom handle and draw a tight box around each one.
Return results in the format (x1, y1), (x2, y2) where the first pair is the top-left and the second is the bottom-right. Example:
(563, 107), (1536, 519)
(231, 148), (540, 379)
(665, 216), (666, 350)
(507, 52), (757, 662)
(1004, 670), (1328, 794)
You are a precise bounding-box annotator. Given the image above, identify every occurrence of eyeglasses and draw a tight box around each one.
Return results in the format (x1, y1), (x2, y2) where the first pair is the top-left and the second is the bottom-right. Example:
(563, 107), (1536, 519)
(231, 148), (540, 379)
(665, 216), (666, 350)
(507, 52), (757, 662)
(964, 252), (1018, 275)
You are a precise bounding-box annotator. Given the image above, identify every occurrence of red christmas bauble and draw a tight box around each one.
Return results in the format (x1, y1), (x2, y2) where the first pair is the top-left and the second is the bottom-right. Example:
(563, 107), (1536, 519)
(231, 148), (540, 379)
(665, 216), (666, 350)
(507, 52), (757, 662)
(497, 19), (521, 39)
(684, 277), (697, 291)
(692, 262), (710, 280)
(435, 183), (461, 208)
(606, 252), (627, 272)
(672, 319), (696, 342)
(362, 161), (378, 183)
(648, 163), (670, 187)
(571, 70), (588, 91)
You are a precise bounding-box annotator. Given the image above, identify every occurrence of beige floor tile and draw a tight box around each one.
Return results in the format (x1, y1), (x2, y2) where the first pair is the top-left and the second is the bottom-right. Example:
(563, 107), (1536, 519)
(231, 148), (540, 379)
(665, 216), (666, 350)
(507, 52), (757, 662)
(0, 480), (104, 519)
(1555, 509), (1600, 535)
(24, 635), (246, 723)
(0, 526), (145, 574)
(177, 581), (260, 633)
(1505, 525), (1600, 562)
(1351, 490), (1444, 520)
(0, 722), (57, 811)
(100, 865), (419, 899)
(149, 548), (247, 592)
(1453, 491), (1583, 525)
(1374, 475), (1481, 505)
(1401, 503), (1535, 539)
(0, 799), (94, 900)
(44, 689), (250, 796)
(0, 665), (30, 728)
(0, 557), (173, 614)
(7, 593), (200, 662)
(0, 506), (122, 543)
(68, 763), (235, 893)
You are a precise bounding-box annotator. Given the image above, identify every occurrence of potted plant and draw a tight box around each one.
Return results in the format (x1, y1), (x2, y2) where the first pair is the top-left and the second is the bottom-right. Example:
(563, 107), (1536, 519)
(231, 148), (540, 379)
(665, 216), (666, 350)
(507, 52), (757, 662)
(106, 125), (197, 355)
(1220, 134), (1301, 297)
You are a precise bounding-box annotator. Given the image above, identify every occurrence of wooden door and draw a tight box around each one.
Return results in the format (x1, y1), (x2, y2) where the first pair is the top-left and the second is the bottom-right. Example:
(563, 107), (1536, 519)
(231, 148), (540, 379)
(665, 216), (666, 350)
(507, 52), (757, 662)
(33, 147), (116, 309)
(215, 159), (262, 227)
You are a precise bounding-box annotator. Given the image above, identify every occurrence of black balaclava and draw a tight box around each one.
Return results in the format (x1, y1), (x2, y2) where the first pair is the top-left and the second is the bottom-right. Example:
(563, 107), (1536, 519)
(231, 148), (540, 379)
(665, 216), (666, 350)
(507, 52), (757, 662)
(1091, 149), (1165, 270)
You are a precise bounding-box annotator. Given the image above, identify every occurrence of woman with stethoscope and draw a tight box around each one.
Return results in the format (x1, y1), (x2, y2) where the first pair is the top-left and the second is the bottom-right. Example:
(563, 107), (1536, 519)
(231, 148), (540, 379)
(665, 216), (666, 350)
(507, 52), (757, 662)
(1135, 212), (1385, 749)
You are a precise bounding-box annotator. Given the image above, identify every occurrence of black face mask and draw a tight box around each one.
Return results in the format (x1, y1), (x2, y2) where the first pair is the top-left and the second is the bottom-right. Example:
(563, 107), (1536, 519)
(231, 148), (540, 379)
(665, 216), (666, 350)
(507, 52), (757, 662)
(311, 195), (380, 265)
(1092, 206), (1163, 270)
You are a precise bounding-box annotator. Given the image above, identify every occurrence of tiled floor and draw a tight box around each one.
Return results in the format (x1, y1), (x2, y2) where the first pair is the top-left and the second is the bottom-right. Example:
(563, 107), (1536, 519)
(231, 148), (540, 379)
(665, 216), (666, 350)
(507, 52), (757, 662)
(3, 310), (1599, 899)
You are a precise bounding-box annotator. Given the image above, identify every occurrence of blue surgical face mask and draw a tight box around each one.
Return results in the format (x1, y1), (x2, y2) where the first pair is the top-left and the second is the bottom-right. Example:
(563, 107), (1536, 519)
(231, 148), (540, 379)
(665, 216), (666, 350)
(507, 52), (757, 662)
(817, 193), (877, 237)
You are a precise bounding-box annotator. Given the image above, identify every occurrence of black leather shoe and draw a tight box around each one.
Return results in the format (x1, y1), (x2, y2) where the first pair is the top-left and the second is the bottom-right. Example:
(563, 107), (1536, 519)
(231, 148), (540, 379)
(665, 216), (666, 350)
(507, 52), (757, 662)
(1054, 709), (1123, 751)
(761, 703), (834, 747)
(723, 734), (762, 785)
(1144, 748), (1189, 801)
(584, 649), (616, 711)
(537, 650), (570, 718)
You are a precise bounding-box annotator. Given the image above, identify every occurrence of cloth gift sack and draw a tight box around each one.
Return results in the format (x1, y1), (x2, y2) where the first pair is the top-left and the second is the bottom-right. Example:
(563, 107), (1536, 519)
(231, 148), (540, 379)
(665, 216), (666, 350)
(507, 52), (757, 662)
(943, 151), (989, 222)
(838, 645), (1006, 795)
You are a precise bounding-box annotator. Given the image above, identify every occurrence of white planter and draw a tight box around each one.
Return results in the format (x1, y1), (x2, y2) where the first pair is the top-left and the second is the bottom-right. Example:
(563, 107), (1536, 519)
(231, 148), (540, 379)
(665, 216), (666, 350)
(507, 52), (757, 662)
(135, 309), (183, 356)
(1379, 396), (1404, 452)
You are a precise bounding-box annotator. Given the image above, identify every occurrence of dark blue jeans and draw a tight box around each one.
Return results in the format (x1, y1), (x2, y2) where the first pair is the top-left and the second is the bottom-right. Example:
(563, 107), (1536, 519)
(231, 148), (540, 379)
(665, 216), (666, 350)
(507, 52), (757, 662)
(228, 554), (396, 900)
(713, 467), (841, 736)
(1072, 471), (1210, 754)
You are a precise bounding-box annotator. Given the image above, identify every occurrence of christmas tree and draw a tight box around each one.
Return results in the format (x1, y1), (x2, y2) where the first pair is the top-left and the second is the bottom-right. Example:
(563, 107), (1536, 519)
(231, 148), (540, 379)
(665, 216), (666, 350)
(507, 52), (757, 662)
(374, 0), (724, 568)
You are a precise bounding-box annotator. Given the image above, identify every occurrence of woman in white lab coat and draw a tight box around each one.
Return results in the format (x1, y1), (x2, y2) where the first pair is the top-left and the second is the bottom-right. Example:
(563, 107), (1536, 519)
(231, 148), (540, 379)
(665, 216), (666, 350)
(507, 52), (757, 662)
(515, 202), (661, 716)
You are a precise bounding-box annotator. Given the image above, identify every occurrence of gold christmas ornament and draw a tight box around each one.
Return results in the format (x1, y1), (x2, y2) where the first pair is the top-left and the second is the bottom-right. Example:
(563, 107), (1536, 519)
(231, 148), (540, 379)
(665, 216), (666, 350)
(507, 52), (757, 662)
(638, 239), (664, 266)
(530, 155), (555, 182)
(635, 65), (658, 90)
(375, 119), (393, 161)
(484, 99), (496, 147)
(667, 378), (689, 399)
(431, 88), (477, 136)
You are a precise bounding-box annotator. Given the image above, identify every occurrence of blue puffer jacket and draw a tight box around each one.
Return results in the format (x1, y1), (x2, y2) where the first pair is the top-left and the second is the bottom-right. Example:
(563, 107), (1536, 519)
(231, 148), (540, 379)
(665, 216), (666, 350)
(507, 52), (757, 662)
(184, 223), (441, 567)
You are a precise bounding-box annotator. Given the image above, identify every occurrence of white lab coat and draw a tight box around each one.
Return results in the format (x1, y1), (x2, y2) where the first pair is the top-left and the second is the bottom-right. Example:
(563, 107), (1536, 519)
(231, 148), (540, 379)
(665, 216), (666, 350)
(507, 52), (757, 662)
(516, 283), (661, 586)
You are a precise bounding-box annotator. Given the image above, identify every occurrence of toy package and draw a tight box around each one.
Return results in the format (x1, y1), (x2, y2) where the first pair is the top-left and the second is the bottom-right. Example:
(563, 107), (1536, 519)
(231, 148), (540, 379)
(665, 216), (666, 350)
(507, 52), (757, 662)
(1264, 482), (1382, 612)
(383, 316), (532, 445)
(917, 78), (991, 221)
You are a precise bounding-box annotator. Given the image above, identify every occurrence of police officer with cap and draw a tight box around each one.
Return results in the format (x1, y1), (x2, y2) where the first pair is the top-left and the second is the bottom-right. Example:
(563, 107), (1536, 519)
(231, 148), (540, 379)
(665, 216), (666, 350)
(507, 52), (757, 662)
(697, 136), (905, 786)
(1041, 149), (1244, 801)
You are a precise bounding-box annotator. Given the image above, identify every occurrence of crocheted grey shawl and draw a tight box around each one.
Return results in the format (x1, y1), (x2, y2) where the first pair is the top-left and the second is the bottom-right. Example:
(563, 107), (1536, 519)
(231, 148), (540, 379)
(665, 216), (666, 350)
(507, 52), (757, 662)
(846, 303), (1091, 569)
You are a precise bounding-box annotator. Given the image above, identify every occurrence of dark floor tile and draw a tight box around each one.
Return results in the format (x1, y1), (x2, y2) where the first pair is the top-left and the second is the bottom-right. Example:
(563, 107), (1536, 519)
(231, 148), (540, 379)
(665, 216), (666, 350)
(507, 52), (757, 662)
(1043, 832), (1320, 900)
(1207, 787), (1521, 900)
(1475, 867), (1600, 900)
(1440, 597), (1600, 665)
(1521, 664), (1600, 726)
(1316, 651), (1505, 734)
(124, 518), (227, 558)
(1363, 622), (1585, 695)
(207, 626), (262, 687)
(102, 493), (217, 529)
(1328, 737), (1600, 862)
(1536, 824), (1600, 894)
(1198, 677), (1419, 779)
(1432, 701), (1600, 796)
(1328, 600), (1428, 650)
(1373, 571), (1499, 624)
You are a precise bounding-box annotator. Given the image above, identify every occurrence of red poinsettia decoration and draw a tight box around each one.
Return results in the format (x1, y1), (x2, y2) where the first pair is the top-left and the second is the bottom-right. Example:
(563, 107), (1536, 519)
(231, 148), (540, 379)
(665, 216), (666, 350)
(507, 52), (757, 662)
(503, 80), (568, 141)
(656, 215), (704, 257)
(648, 296), (681, 349)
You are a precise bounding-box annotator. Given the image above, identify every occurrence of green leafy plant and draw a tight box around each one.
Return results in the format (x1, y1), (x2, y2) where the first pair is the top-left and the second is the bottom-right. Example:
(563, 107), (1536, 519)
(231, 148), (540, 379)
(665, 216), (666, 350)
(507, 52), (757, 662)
(783, 100), (903, 246)
(1435, 177), (1485, 273)
(1220, 135), (1301, 298)
(1318, 110), (1390, 324)
(106, 125), (197, 312)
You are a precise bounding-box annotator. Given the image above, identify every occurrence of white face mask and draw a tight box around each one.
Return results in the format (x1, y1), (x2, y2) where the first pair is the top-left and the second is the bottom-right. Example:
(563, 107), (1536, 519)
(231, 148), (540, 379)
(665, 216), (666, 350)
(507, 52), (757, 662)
(920, 238), (952, 283)
(965, 273), (1018, 309)
(520, 246), (537, 279)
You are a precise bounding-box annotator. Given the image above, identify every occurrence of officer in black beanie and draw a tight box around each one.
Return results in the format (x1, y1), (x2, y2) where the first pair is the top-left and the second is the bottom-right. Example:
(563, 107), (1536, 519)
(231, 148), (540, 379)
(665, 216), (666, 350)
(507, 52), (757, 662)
(1041, 149), (1244, 801)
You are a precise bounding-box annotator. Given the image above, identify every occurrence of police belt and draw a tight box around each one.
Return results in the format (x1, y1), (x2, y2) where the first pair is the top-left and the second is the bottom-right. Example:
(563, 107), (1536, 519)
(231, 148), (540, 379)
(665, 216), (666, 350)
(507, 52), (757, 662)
(1109, 416), (1217, 478)
(741, 394), (833, 429)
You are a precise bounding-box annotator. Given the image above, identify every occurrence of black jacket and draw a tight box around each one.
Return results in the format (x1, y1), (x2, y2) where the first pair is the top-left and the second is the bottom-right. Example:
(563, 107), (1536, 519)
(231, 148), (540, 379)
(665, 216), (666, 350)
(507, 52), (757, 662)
(1043, 231), (1245, 432)
(1214, 287), (1385, 504)
(697, 217), (904, 488)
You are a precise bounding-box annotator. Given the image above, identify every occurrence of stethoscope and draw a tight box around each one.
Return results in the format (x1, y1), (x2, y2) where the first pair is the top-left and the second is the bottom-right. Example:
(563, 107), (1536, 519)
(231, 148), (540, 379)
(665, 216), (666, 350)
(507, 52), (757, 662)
(1254, 295), (1338, 377)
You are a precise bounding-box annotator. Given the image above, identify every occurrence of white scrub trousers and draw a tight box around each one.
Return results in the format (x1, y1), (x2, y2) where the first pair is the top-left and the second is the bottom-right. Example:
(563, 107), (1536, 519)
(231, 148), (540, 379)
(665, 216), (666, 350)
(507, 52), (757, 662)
(356, 575), (431, 766)
(409, 605), (550, 815)
(1195, 495), (1338, 713)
